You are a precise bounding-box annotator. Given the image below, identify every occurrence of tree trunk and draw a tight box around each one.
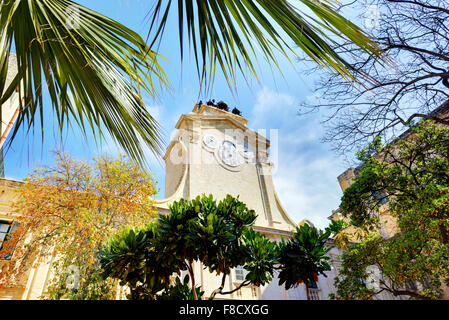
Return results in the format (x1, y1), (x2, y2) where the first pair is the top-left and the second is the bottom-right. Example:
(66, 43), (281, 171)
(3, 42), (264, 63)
(188, 261), (198, 300)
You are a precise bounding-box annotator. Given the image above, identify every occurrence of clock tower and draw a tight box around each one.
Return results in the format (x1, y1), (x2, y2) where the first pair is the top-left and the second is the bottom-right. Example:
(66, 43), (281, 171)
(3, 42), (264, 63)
(0, 103), (339, 300)
(155, 103), (297, 235)
(153, 104), (322, 300)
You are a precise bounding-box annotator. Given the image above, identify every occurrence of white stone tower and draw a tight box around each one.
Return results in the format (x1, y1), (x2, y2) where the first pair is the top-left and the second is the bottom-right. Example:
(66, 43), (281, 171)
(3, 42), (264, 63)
(154, 104), (329, 300)
(155, 104), (296, 235)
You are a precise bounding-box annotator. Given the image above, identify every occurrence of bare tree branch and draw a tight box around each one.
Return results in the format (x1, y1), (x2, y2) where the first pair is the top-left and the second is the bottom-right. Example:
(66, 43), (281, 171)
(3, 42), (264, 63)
(301, 0), (449, 158)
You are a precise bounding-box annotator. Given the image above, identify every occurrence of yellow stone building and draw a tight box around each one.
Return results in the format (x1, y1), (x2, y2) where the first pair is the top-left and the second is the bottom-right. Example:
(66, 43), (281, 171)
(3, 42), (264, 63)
(331, 102), (449, 240)
(328, 103), (449, 299)
(0, 103), (341, 300)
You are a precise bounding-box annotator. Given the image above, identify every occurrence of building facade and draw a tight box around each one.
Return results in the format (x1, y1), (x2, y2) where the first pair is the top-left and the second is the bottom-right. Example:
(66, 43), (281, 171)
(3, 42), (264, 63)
(0, 103), (341, 300)
(0, 54), (22, 177)
(328, 103), (449, 300)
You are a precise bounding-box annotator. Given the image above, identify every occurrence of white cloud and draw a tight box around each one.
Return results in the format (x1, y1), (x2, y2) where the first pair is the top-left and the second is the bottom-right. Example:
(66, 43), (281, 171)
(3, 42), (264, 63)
(250, 86), (345, 229)
(273, 153), (343, 229)
(251, 86), (298, 128)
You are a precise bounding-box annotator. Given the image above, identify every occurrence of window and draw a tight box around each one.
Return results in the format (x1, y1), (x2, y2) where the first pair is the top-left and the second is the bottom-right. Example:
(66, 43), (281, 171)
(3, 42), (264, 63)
(244, 136), (249, 152)
(0, 220), (19, 260)
(307, 279), (318, 289)
(234, 266), (244, 281)
(0, 221), (11, 248)
(234, 265), (249, 282)
(371, 191), (389, 205)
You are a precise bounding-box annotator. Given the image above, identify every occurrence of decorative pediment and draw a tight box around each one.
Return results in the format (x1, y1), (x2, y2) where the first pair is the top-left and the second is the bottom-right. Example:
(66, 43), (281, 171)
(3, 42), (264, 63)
(192, 104), (249, 126)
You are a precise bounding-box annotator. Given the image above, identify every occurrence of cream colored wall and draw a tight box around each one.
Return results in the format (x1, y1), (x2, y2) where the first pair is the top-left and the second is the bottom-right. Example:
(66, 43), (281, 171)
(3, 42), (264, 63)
(160, 105), (296, 233)
(0, 104), (339, 300)
(0, 179), (40, 300)
(1, 55), (21, 149)
(1, 93), (20, 142)
(156, 105), (338, 300)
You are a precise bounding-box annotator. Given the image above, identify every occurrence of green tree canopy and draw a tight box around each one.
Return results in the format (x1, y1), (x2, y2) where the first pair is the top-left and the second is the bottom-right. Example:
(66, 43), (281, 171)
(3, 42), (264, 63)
(99, 194), (339, 300)
(333, 121), (449, 300)
(277, 224), (332, 289)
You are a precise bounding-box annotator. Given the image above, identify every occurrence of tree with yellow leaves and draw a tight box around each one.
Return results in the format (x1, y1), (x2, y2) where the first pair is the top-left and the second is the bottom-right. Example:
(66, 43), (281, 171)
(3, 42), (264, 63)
(0, 152), (158, 299)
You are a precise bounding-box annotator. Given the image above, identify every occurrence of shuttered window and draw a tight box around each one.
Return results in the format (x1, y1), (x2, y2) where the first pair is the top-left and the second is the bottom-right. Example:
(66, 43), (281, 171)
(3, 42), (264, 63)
(0, 220), (19, 260)
(234, 265), (249, 282)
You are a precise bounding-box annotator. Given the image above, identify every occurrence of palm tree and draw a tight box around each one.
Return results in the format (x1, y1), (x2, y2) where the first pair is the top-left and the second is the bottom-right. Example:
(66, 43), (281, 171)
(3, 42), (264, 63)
(0, 0), (383, 165)
(148, 0), (384, 89)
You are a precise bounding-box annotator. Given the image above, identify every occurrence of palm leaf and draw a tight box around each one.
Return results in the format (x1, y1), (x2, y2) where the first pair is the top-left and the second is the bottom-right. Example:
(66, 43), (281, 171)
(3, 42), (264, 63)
(0, 0), (170, 165)
(147, 0), (384, 91)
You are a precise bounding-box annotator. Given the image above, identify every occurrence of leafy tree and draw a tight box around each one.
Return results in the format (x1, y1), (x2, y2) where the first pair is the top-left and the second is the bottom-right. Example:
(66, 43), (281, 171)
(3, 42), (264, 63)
(1, 0), (384, 165)
(99, 194), (339, 300)
(98, 222), (203, 300)
(0, 0), (168, 164)
(332, 121), (449, 300)
(0, 152), (158, 299)
(100, 195), (271, 300)
(99, 223), (181, 300)
(277, 223), (334, 300)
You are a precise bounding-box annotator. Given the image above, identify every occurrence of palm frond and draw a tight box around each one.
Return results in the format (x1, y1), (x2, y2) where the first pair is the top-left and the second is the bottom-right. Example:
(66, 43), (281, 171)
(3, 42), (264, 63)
(148, 0), (384, 91)
(0, 0), (170, 165)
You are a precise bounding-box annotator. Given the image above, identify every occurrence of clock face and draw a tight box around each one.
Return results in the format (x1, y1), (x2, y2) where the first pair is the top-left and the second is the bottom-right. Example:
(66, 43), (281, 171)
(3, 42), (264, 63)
(220, 140), (243, 167)
(203, 134), (218, 149)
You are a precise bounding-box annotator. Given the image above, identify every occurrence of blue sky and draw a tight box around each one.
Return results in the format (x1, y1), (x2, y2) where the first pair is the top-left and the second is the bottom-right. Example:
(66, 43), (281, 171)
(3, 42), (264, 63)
(4, 0), (353, 229)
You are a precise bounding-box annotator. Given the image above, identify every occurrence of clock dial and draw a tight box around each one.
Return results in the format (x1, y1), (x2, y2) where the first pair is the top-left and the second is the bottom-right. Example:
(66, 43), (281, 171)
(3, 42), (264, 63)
(220, 140), (243, 167)
(203, 134), (218, 149)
